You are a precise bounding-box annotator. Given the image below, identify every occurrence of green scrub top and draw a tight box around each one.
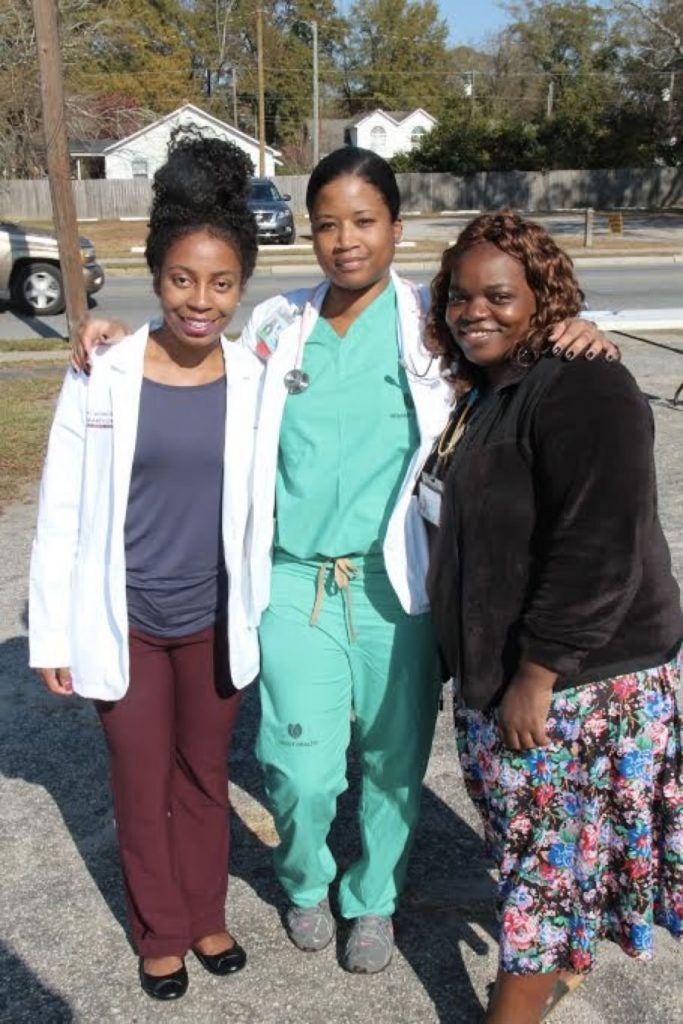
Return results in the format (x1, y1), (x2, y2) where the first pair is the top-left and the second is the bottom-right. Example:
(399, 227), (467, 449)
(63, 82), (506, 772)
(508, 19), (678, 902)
(275, 280), (420, 559)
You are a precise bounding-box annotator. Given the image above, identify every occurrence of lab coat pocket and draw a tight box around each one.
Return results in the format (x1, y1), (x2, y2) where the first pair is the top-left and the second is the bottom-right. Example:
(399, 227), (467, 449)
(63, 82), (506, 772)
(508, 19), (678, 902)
(70, 560), (125, 699)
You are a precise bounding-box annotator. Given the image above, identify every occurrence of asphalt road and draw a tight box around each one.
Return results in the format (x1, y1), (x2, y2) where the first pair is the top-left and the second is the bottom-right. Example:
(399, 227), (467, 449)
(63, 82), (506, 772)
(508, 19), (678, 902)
(2, 262), (683, 341)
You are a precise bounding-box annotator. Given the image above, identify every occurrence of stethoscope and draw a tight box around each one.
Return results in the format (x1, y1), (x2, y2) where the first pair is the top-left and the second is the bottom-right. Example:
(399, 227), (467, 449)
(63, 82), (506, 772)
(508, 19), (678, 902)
(282, 292), (317, 395)
(283, 281), (441, 396)
(283, 366), (309, 395)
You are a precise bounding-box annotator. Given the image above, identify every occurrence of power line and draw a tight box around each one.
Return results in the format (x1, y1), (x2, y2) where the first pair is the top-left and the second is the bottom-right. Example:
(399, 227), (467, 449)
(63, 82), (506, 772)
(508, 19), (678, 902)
(69, 65), (677, 81)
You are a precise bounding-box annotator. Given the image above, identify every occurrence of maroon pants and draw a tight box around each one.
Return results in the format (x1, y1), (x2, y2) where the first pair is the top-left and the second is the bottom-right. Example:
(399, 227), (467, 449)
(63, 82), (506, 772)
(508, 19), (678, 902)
(96, 624), (241, 957)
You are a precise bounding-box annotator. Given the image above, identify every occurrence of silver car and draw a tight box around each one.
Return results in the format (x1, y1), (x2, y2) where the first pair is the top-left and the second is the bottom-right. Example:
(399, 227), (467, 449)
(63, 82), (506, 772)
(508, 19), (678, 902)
(248, 179), (296, 245)
(0, 222), (105, 316)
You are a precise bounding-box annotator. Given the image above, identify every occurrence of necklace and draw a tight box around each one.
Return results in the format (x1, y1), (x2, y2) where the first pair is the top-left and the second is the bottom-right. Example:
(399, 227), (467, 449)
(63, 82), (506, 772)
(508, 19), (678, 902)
(436, 390), (478, 461)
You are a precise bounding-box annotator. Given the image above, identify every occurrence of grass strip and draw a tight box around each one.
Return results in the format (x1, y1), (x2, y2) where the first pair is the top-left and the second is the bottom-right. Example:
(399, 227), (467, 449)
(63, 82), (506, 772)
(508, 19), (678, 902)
(0, 339), (69, 352)
(0, 376), (62, 510)
(0, 360), (67, 371)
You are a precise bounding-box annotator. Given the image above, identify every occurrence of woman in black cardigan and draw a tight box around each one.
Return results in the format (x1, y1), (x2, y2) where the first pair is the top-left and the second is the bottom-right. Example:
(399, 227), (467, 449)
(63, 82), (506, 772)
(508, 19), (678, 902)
(423, 212), (682, 1024)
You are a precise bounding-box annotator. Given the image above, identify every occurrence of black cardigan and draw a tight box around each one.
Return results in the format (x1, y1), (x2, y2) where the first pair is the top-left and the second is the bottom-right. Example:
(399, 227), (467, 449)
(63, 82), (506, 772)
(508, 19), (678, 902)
(427, 356), (682, 711)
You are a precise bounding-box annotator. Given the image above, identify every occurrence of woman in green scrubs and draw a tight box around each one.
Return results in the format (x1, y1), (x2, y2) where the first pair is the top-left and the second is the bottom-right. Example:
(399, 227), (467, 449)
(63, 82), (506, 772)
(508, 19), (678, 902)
(255, 217), (441, 973)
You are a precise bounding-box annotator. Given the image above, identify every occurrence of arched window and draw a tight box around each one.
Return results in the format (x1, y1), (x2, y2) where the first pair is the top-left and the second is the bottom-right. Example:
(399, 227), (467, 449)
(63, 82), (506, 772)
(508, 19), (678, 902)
(410, 126), (427, 149)
(369, 125), (387, 154)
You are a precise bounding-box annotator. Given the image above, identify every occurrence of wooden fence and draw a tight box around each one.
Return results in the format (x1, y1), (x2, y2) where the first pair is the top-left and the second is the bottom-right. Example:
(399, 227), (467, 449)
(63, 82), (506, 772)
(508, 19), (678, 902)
(1, 167), (681, 221)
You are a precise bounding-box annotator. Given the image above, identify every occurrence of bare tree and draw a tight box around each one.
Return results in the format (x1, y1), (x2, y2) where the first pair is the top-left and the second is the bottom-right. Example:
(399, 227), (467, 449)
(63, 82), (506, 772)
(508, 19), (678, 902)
(612, 0), (682, 156)
(0, 0), (190, 177)
(614, 0), (683, 69)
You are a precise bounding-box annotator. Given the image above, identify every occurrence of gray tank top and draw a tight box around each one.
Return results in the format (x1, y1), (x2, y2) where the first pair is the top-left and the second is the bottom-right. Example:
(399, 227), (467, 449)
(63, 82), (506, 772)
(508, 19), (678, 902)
(125, 375), (227, 637)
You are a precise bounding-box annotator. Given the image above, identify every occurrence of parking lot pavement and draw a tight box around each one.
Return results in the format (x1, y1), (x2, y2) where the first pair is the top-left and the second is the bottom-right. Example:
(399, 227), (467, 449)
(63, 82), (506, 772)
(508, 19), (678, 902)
(1, 333), (681, 1024)
(399, 211), (683, 247)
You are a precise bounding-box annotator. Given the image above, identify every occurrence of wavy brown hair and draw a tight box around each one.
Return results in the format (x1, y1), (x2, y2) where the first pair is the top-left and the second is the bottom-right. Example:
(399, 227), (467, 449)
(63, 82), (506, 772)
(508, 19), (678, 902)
(426, 210), (585, 390)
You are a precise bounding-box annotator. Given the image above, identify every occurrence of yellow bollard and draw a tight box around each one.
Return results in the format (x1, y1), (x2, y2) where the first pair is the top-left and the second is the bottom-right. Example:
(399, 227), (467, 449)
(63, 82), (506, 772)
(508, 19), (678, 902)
(607, 211), (624, 235)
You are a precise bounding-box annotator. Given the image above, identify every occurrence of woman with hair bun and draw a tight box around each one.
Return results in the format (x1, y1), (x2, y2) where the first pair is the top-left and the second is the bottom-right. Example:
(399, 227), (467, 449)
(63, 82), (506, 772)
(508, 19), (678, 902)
(29, 129), (261, 1000)
(424, 211), (683, 1023)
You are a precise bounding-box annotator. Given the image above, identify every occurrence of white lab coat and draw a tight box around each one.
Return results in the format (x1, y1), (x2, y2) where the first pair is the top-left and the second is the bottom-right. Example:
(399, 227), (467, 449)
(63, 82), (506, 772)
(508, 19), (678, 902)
(29, 323), (262, 700)
(243, 268), (454, 619)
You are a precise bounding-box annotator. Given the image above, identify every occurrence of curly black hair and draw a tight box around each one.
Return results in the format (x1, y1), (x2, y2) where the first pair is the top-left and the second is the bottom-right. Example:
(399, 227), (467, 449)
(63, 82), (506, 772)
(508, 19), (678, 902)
(427, 210), (585, 391)
(145, 124), (258, 283)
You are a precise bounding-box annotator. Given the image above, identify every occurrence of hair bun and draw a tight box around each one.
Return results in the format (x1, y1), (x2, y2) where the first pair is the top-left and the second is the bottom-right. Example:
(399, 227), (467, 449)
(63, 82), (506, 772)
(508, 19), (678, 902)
(144, 123), (259, 283)
(151, 124), (254, 218)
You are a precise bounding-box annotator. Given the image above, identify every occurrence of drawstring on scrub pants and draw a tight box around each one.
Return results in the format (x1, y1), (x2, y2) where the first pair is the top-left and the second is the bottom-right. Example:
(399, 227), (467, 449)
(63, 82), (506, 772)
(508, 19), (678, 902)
(309, 557), (359, 642)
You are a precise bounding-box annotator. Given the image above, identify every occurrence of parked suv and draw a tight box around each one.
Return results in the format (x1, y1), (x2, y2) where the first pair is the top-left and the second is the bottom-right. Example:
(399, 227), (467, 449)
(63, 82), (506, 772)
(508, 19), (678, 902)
(248, 179), (296, 244)
(0, 222), (104, 316)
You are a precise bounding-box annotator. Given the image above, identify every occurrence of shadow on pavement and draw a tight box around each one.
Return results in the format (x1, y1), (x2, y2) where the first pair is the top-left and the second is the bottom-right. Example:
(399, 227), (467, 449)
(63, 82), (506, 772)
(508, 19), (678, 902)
(0, 295), (97, 338)
(0, 302), (65, 339)
(229, 684), (496, 1023)
(0, 637), (279, 954)
(395, 778), (497, 1023)
(0, 941), (73, 1022)
(229, 684), (288, 911)
(1, 637), (495, 1023)
(0, 636), (128, 941)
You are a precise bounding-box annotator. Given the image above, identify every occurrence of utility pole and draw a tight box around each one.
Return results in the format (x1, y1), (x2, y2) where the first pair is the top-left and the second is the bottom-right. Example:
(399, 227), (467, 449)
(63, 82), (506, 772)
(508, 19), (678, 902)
(232, 67), (238, 127)
(32, 0), (86, 342)
(546, 78), (555, 117)
(665, 70), (676, 139)
(256, 7), (266, 176)
(311, 20), (320, 167)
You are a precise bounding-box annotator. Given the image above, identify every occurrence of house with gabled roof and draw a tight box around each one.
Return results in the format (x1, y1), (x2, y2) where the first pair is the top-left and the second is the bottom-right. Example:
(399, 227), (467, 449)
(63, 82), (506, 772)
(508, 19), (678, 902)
(348, 109), (437, 158)
(102, 103), (282, 179)
(304, 108), (437, 162)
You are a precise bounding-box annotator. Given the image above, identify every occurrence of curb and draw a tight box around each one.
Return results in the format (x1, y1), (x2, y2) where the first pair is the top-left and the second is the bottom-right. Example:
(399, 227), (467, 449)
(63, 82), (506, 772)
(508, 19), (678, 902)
(573, 254), (683, 266)
(101, 253), (683, 274)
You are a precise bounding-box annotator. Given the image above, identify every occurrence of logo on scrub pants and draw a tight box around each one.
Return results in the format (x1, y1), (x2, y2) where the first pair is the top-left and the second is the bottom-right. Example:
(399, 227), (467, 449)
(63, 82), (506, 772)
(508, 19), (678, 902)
(282, 722), (317, 747)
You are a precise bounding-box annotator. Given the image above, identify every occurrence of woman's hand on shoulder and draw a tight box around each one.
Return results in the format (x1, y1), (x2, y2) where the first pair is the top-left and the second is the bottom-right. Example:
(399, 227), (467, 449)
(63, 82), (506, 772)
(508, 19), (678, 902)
(499, 662), (558, 750)
(37, 667), (74, 696)
(71, 317), (130, 373)
(548, 319), (620, 362)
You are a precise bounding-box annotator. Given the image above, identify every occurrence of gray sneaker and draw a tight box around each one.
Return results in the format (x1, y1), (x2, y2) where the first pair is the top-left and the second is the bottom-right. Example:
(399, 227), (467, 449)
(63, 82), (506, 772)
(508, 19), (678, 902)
(344, 914), (394, 974)
(286, 898), (336, 952)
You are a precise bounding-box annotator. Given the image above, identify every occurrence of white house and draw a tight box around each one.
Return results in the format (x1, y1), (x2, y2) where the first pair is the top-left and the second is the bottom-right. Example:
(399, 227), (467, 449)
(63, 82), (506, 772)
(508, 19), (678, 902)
(346, 109), (437, 159)
(103, 103), (282, 179)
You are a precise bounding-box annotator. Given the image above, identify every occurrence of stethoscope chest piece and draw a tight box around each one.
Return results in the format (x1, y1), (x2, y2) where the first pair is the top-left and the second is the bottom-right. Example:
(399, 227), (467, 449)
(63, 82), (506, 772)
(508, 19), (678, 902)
(284, 368), (310, 395)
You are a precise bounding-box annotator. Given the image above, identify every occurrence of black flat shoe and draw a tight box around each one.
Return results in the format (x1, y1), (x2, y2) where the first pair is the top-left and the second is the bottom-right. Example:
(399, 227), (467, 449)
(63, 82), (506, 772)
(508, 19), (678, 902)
(192, 941), (247, 975)
(138, 959), (188, 1001)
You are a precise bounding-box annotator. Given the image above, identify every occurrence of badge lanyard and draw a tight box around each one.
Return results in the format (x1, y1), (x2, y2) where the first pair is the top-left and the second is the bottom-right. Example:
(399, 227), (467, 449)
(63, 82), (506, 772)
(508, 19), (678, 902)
(417, 389), (478, 528)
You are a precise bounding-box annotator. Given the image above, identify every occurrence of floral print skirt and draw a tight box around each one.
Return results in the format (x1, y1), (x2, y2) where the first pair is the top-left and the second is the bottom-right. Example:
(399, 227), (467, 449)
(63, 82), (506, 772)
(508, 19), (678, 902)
(454, 655), (683, 975)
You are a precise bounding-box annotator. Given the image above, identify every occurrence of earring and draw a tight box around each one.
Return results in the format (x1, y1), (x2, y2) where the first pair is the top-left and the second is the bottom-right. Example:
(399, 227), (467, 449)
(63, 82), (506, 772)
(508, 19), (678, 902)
(515, 345), (536, 367)
(440, 358), (459, 380)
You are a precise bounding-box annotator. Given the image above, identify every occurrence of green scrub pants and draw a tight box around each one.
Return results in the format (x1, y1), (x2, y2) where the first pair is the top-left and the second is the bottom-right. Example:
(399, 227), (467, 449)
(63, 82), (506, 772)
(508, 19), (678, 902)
(256, 553), (440, 919)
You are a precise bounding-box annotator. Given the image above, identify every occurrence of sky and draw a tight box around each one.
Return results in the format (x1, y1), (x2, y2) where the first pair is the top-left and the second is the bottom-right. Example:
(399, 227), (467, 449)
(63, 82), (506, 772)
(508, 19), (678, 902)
(336, 1), (514, 50)
(440, 0), (512, 48)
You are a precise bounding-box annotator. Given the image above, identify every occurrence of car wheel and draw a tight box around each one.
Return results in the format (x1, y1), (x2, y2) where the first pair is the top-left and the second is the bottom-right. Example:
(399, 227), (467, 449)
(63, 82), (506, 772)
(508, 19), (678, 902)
(281, 227), (297, 245)
(11, 262), (65, 316)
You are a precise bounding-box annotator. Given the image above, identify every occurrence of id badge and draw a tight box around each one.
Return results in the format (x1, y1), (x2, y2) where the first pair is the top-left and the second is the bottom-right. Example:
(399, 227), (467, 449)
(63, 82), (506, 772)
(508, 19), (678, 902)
(255, 308), (298, 360)
(418, 472), (443, 527)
